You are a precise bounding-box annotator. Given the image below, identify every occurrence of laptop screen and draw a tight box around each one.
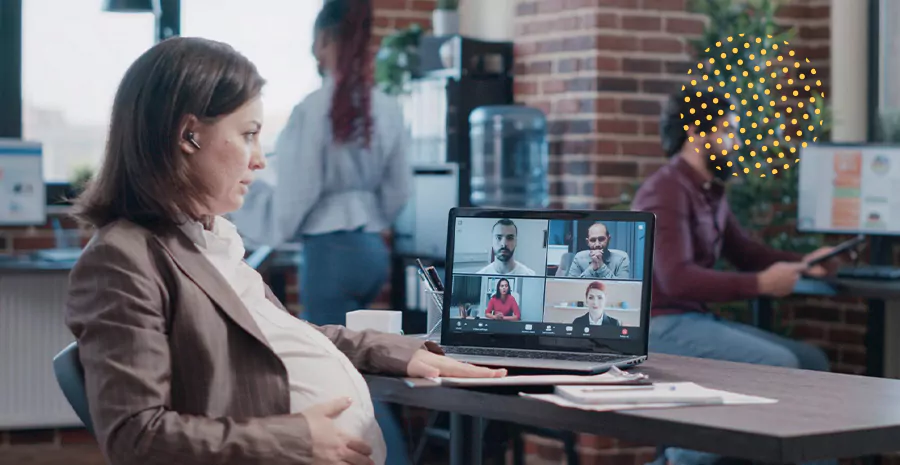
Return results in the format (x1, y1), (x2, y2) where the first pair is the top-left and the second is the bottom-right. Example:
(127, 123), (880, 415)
(442, 208), (655, 355)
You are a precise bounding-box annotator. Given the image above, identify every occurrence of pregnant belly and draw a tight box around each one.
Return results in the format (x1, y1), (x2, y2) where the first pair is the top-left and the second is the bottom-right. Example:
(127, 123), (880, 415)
(287, 362), (386, 465)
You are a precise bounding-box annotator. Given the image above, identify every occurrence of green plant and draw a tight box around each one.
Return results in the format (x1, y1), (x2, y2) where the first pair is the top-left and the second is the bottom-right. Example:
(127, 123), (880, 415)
(70, 164), (94, 194)
(689, 0), (832, 331)
(608, 181), (642, 210)
(877, 111), (900, 142)
(436, 0), (459, 10)
(374, 24), (424, 95)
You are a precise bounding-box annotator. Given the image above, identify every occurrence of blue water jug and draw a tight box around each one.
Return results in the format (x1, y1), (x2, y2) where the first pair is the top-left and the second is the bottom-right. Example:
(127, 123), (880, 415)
(469, 105), (549, 208)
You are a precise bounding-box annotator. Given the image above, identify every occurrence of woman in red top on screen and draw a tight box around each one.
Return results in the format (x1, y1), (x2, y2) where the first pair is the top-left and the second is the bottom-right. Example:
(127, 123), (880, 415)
(485, 278), (521, 321)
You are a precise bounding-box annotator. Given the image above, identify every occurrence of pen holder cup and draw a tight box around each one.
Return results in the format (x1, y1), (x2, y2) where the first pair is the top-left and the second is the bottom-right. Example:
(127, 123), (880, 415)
(425, 290), (443, 342)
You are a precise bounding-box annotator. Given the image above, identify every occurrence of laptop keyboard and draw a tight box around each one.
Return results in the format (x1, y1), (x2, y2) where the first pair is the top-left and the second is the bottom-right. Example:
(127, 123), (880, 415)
(446, 346), (627, 363)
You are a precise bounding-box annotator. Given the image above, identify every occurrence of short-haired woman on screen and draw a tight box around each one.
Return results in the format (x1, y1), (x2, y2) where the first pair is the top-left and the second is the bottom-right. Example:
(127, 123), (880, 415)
(485, 278), (521, 321)
(66, 36), (503, 465)
(572, 281), (620, 326)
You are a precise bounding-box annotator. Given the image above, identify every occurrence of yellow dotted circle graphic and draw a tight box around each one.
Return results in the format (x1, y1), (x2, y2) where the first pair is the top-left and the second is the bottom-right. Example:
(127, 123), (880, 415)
(680, 35), (825, 178)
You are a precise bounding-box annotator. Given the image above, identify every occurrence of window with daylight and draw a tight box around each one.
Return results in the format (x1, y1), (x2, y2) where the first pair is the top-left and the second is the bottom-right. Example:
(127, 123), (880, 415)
(22, 0), (156, 182)
(181, 0), (324, 155)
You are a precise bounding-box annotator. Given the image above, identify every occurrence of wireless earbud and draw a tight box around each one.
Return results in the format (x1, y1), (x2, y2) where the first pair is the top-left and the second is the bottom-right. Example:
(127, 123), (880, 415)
(186, 132), (202, 150)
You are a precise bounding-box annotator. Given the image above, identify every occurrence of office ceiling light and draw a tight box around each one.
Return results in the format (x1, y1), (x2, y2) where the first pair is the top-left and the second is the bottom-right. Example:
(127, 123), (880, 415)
(102, 0), (154, 13)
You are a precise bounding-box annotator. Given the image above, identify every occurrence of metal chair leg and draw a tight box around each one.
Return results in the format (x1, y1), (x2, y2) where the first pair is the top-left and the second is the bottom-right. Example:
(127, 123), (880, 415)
(563, 431), (580, 465)
(512, 426), (525, 465)
(412, 411), (443, 465)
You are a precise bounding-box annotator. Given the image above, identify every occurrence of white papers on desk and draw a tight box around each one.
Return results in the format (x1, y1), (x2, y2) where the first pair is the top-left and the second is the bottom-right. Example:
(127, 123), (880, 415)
(522, 382), (776, 411)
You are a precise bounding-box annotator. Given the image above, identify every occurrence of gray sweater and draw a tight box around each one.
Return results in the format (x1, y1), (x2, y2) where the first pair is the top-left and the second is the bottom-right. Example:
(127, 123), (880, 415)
(566, 249), (631, 279)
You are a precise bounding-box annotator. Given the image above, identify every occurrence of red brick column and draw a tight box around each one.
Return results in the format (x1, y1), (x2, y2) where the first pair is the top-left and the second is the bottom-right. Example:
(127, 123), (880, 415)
(514, 0), (705, 209)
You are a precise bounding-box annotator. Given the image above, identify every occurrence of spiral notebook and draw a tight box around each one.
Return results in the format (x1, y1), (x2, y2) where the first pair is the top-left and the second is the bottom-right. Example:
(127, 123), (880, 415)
(522, 382), (777, 411)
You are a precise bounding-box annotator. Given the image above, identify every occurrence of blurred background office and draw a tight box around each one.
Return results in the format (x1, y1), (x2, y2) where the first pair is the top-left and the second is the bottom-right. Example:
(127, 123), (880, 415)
(4, 0), (900, 464)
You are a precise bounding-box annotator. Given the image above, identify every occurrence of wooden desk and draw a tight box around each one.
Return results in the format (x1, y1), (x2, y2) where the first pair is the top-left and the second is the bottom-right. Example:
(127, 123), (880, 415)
(796, 276), (900, 299)
(753, 277), (900, 378)
(368, 353), (900, 464)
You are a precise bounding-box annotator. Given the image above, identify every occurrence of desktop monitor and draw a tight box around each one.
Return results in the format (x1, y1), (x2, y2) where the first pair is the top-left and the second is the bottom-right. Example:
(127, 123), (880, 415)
(0, 139), (46, 226)
(798, 144), (900, 236)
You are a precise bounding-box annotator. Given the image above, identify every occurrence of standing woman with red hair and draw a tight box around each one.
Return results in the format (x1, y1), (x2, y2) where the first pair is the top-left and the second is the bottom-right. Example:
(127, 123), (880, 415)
(232, 2), (413, 461)
(234, 0), (410, 326)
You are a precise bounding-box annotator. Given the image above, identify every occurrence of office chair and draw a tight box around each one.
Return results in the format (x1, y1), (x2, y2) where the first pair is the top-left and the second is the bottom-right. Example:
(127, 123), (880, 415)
(52, 342), (95, 436)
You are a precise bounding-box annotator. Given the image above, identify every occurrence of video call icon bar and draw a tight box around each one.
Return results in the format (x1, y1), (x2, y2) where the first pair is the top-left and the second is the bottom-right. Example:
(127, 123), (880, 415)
(453, 319), (632, 339)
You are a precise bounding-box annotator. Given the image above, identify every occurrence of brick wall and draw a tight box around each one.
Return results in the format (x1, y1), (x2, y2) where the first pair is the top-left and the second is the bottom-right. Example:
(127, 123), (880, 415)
(514, 0), (704, 210)
(0, 2), (432, 464)
(513, 0), (831, 205)
(374, 0), (435, 40)
(0, 213), (87, 254)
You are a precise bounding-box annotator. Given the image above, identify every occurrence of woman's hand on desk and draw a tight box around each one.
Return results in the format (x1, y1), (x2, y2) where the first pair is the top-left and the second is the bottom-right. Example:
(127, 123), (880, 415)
(301, 398), (374, 465)
(406, 349), (507, 378)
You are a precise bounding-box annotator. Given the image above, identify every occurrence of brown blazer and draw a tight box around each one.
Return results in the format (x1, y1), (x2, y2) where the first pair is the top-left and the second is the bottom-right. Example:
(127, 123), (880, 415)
(65, 220), (436, 465)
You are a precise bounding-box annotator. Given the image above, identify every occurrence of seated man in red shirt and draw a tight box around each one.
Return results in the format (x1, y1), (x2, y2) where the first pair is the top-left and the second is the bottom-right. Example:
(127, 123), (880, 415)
(484, 278), (521, 321)
(632, 86), (838, 465)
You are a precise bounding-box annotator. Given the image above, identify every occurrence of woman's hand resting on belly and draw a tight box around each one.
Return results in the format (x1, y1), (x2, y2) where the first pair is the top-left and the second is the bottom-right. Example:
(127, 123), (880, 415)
(303, 397), (376, 465)
(406, 349), (508, 378)
(298, 350), (504, 465)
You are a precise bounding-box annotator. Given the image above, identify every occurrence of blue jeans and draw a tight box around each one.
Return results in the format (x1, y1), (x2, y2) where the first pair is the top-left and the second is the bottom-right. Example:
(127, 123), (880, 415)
(648, 312), (832, 465)
(300, 230), (408, 464)
(300, 230), (389, 326)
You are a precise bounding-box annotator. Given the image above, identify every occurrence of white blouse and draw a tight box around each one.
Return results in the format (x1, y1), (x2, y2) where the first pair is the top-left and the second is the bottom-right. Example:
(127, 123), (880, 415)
(179, 216), (386, 464)
(231, 75), (412, 247)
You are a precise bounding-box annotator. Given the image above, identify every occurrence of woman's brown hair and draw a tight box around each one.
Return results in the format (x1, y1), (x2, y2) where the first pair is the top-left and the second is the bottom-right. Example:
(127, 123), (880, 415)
(72, 37), (265, 231)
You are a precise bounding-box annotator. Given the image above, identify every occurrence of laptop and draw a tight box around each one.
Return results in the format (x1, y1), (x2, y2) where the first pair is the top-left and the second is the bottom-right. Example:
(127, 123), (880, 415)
(439, 208), (655, 373)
